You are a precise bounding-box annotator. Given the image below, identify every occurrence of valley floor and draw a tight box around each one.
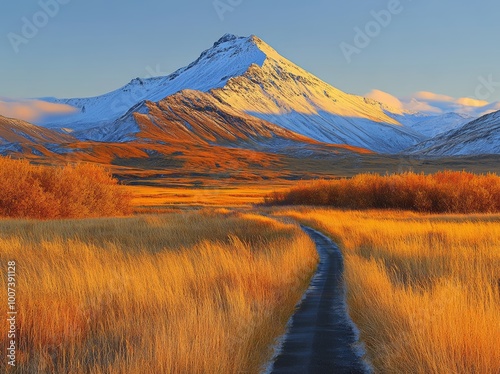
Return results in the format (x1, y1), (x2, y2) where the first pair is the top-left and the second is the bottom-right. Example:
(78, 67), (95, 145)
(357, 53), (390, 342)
(1, 200), (499, 373)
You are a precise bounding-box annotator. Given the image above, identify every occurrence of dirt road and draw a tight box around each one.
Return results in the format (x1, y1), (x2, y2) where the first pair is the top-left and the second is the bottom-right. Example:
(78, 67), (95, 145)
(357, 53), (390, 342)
(268, 226), (371, 374)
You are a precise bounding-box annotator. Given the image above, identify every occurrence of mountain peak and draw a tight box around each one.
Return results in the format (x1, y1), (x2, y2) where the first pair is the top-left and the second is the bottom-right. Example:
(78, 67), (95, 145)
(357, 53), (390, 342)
(248, 34), (263, 44)
(214, 33), (242, 46)
(211, 33), (272, 55)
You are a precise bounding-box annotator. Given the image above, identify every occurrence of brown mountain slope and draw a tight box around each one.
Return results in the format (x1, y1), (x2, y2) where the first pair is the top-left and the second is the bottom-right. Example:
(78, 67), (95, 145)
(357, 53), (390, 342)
(132, 90), (319, 146)
(116, 89), (371, 155)
(0, 115), (74, 145)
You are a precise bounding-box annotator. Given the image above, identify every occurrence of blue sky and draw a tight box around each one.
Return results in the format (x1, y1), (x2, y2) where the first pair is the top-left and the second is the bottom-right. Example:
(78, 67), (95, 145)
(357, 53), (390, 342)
(1, 0), (499, 103)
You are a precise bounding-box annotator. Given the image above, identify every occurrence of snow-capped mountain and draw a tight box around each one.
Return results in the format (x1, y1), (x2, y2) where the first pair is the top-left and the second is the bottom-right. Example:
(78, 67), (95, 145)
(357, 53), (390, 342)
(205, 36), (428, 153)
(8, 33), (492, 156)
(409, 110), (500, 155)
(35, 34), (434, 153)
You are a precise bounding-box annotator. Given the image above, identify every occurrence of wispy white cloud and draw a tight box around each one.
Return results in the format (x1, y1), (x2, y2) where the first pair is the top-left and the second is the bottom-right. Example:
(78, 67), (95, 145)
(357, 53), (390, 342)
(365, 89), (404, 110)
(365, 89), (500, 118)
(0, 99), (77, 123)
(404, 98), (443, 114)
(413, 91), (455, 103)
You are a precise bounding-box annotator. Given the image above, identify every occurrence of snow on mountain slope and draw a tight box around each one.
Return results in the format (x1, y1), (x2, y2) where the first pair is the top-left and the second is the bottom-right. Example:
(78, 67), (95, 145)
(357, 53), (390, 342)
(99, 89), (369, 155)
(41, 34), (266, 130)
(70, 101), (149, 142)
(404, 112), (473, 138)
(409, 110), (500, 155)
(77, 90), (313, 145)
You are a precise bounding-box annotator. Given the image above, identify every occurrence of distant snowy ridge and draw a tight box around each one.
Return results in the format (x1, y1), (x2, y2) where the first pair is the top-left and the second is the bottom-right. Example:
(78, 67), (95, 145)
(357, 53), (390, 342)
(409, 110), (500, 155)
(404, 112), (473, 138)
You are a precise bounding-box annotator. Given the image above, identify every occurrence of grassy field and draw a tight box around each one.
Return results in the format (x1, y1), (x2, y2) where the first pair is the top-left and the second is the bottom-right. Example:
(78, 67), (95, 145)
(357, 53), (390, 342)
(128, 183), (292, 211)
(2, 153), (500, 373)
(274, 208), (500, 373)
(0, 211), (318, 373)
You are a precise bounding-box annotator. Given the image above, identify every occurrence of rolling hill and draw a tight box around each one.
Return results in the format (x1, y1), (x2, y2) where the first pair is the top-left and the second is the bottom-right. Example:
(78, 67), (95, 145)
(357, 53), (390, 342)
(0, 115), (75, 156)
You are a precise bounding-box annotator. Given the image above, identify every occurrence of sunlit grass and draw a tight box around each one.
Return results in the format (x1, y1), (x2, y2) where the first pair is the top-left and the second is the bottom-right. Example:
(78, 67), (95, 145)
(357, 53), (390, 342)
(274, 208), (500, 373)
(128, 184), (291, 210)
(0, 211), (317, 373)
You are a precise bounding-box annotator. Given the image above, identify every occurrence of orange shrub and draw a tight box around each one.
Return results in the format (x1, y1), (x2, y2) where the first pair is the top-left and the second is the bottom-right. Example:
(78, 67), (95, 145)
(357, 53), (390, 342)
(267, 171), (500, 213)
(0, 157), (131, 219)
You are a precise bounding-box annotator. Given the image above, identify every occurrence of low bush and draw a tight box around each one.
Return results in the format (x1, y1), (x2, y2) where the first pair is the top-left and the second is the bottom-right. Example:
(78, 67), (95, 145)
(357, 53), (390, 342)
(0, 157), (131, 219)
(267, 171), (500, 213)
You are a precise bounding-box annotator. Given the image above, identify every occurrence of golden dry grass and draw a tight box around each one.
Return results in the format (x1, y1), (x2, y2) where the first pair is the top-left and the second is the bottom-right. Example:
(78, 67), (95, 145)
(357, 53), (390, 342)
(128, 184), (292, 210)
(0, 211), (317, 373)
(274, 208), (500, 374)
